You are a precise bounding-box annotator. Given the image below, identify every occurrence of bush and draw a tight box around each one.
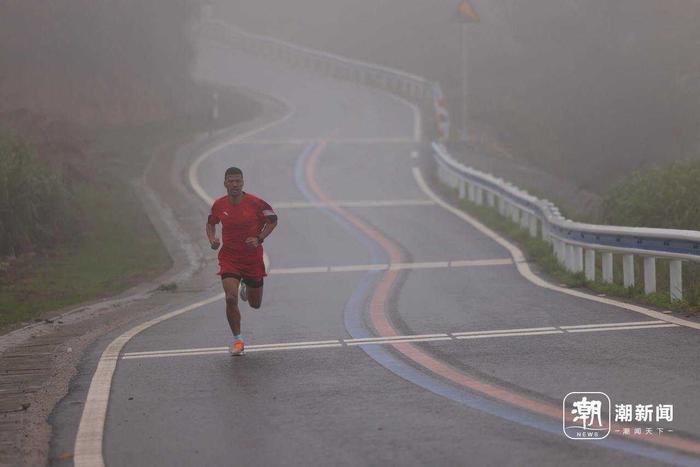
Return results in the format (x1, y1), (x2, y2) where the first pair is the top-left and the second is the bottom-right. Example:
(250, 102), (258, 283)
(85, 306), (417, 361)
(601, 159), (700, 230)
(0, 132), (79, 257)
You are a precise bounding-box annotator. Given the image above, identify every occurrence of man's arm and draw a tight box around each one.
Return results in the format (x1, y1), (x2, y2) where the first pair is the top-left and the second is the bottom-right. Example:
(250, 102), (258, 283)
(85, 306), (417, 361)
(257, 219), (278, 243)
(206, 222), (220, 250)
(245, 211), (277, 248)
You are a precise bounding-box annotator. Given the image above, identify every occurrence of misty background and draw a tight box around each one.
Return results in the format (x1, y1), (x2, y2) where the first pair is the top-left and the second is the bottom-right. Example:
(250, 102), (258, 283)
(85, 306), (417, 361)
(2, 0), (698, 192)
(214, 0), (700, 193)
(0, 1), (200, 125)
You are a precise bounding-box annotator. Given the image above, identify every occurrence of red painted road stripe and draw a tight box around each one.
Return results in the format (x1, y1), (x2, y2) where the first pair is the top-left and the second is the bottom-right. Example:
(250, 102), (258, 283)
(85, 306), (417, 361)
(305, 140), (700, 456)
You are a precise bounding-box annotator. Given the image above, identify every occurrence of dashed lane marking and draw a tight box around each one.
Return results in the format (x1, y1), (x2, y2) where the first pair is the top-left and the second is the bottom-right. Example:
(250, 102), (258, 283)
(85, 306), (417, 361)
(268, 258), (513, 275)
(226, 138), (415, 144)
(120, 320), (681, 360)
(272, 199), (434, 209)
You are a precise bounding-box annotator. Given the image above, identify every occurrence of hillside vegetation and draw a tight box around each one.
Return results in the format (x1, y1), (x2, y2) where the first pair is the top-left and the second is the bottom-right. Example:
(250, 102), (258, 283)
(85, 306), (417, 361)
(602, 160), (700, 231)
(0, 133), (77, 257)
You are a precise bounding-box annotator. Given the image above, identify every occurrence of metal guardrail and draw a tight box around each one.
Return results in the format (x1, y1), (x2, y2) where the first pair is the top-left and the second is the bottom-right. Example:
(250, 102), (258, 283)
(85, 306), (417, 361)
(200, 20), (433, 104)
(433, 142), (700, 300)
(199, 19), (454, 140)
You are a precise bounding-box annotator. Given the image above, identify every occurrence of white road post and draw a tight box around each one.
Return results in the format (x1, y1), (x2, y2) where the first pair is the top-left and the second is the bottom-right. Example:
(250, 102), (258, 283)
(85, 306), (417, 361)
(585, 249), (595, 281)
(623, 254), (635, 288)
(573, 246), (584, 273)
(520, 211), (529, 230)
(458, 178), (466, 199)
(670, 260), (683, 301)
(511, 206), (520, 224)
(528, 215), (538, 238)
(487, 191), (495, 207)
(602, 252), (613, 283)
(643, 257), (656, 294)
(565, 244), (575, 272)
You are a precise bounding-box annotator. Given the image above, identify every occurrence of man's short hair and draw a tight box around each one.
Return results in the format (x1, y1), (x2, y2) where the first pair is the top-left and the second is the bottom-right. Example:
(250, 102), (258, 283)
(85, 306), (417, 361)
(225, 167), (243, 178)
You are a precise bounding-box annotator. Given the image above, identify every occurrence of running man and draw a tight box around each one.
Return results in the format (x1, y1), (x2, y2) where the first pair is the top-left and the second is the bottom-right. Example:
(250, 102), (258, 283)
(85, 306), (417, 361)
(206, 167), (278, 356)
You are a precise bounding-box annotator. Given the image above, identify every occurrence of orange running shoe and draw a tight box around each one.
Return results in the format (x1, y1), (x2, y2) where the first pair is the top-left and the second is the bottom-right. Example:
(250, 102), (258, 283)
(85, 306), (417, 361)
(230, 339), (245, 356)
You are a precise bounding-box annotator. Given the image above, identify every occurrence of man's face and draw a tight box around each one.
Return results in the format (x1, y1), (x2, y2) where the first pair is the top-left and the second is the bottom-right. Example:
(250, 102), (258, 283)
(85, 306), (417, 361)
(224, 173), (244, 197)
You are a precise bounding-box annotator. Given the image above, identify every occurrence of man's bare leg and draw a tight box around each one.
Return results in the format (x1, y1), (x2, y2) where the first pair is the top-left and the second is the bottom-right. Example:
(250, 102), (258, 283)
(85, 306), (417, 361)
(222, 277), (241, 335)
(247, 285), (264, 310)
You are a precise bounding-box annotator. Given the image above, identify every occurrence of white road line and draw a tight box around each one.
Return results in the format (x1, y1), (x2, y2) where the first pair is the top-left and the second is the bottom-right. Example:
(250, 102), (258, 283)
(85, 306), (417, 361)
(227, 137), (414, 144)
(269, 259), (513, 275)
(188, 110), (295, 207)
(329, 264), (388, 272)
(565, 324), (679, 333)
(125, 346), (228, 357)
(560, 320), (662, 330)
(248, 339), (340, 349)
(345, 333), (448, 343)
(74, 293), (225, 466)
(452, 327), (557, 336)
(412, 167), (700, 332)
(269, 266), (330, 275)
(123, 339), (342, 358)
(119, 320), (682, 360)
(350, 336), (453, 346)
(272, 199), (434, 209)
(247, 343), (343, 352)
(390, 261), (449, 270)
(411, 150), (419, 159)
(455, 330), (565, 339)
(449, 259), (513, 267)
(74, 94), (299, 467)
(123, 350), (227, 360)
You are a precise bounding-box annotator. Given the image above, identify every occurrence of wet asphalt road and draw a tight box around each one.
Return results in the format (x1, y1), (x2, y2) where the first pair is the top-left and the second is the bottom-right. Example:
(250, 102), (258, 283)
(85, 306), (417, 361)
(50, 41), (700, 466)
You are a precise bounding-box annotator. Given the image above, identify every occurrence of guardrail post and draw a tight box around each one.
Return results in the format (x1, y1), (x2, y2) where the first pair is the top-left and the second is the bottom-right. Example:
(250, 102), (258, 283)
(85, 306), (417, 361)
(487, 191), (495, 207)
(602, 252), (613, 283)
(449, 171), (458, 189)
(541, 223), (550, 242)
(458, 178), (466, 199)
(585, 249), (595, 281)
(475, 187), (484, 205)
(565, 244), (575, 272)
(623, 254), (635, 288)
(670, 260), (683, 301)
(552, 239), (560, 262)
(559, 241), (567, 266)
(573, 246), (584, 273)
(468, 183), (475, 202)
(643, 257), (656, 294)
(528, 215), (538, 238)
(520, 211), (529, 230)
(497, 196), (505, 216)
(511, 206), (520, 224)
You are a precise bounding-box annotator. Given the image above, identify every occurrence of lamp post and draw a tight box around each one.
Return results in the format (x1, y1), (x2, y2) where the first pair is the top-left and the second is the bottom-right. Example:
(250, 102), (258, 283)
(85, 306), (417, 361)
(456, 1), (479, 142)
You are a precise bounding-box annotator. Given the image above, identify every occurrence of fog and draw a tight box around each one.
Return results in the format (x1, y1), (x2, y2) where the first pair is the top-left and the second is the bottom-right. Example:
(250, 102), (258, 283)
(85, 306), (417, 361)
(215, 0), (700, 191)
(0, 1), (200, 125)
(2, 1), (698, 190)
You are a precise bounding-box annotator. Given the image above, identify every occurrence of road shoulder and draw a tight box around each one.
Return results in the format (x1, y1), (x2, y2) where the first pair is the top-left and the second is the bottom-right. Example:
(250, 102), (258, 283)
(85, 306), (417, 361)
(0, 88), (286, 466)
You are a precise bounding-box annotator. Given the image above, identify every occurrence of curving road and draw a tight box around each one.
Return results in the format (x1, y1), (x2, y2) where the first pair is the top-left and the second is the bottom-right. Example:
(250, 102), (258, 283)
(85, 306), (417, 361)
(52, 40), (700, 466)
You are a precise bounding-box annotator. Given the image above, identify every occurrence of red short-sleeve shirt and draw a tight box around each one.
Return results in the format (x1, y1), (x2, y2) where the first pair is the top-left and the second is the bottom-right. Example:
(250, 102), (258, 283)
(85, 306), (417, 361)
(208, 193), (276, 262)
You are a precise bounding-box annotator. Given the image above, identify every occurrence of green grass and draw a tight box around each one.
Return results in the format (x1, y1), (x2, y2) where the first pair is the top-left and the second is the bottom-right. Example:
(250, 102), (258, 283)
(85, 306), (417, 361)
(435, 177), (700, 316)
(0, 182), (171, 329)
(601, 159), (700, 231)
(0, 88), (258, 332)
